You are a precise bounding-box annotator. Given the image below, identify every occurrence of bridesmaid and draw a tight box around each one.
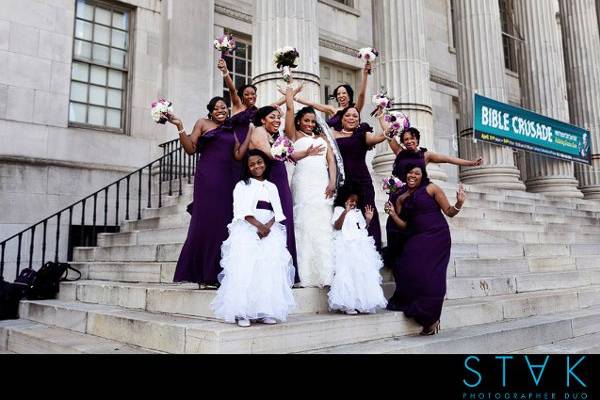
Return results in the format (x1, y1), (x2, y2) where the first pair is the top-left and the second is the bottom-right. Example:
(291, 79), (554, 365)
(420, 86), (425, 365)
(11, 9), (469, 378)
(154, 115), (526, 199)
(294, 63), (372, 130)
(383, 126), (482, 268)
(250, 105), (300, 280)
(386, 164), (466, 336)
(332, 106), (392, 251)
(166, 97), (252, 289)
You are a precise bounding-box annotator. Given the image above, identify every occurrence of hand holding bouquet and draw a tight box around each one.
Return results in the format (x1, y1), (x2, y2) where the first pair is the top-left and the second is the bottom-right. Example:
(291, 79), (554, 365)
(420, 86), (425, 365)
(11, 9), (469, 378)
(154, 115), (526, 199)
(151, 98), (174, 125)
(358, 47), (379, 75)
(384, 111), (410, 138)
(371, 87), (393, 117)
(382, 176), (404, 195)
(214, 34), (237, 55)
(274, 47), (300, 83)
(271, 135), (296, 163)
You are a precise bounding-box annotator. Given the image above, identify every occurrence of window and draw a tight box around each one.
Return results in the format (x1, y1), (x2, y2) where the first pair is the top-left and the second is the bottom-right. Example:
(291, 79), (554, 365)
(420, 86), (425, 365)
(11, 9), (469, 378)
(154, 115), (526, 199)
(449, 0), (457, 49)
(69, 0), (131, 132)
(333, 0), (354, 6)
(499, 0), (519, 73)
(222, 33), (252, 108)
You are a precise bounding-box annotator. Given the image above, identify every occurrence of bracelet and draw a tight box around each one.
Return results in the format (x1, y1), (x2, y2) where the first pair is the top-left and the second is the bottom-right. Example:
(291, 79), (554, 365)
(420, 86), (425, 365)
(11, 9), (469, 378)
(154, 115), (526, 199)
(221, 71), (230, 78)
(453, 205), (462, 212)
(178, 128), (186, 135)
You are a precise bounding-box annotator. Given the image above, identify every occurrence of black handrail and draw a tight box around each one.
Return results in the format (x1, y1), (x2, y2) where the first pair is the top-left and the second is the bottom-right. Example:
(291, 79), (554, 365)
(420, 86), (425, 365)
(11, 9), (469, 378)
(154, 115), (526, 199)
(0, 141), (197, 282)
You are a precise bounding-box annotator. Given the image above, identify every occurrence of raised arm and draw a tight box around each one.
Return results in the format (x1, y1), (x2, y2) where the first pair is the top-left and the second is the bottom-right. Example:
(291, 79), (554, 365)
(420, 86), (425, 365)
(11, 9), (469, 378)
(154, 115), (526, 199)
(354, 62), (372, 113)
(218, 59), (243, 114)
(366, 127), (393, 147)
(167, 114), (203, 155)
(376, 112), (402, 155)
(233, 124), (254, 161)
(284, 87), (298, 140)
(292, 83), (337, 116)
(426, 151), (483, 167)
(385, 199), (407, 230)
(428, 183), (466, 218)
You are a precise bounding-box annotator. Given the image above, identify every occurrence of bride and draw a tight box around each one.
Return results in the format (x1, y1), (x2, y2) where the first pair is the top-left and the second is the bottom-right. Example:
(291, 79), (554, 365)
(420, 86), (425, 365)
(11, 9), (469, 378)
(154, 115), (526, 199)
(283, 86), (338, 288)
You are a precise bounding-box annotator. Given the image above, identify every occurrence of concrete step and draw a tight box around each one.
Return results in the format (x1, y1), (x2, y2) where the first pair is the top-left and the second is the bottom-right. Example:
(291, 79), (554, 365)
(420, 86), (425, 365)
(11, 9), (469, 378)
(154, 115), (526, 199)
(300, 306), (600, 354)
(73, 243), (183, 263)
(453, 256), (600, 277)
(58, 277), (600, 320)
(69, 262), (176, 284)
(0, 319), (157, 354)
(512, 332), (600, 354)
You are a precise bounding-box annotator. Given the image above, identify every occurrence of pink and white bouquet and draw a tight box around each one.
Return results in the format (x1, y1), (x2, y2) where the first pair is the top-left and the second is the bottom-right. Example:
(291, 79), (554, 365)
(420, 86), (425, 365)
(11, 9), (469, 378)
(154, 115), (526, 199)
(274, 47), (300, 83)
(151, 98), (174, 125)
(384, 111), (411, 138)
(270, 135), (296, 163)
(213, 34), (237, 55)
(382, 176), (404, 195)
(371, 87), (393, 117)
(358, 47), (379, 74)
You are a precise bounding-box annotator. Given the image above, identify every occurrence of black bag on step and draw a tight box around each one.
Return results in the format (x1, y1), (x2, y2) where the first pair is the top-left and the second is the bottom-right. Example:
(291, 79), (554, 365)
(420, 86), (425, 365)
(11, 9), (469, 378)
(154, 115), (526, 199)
(27, 262), (81, 301)
(0, 279), (23, 320)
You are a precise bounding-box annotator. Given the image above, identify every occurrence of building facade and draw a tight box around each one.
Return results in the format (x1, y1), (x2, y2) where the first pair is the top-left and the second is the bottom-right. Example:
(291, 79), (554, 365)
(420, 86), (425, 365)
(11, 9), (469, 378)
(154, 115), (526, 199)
(2, 0), (600, 245)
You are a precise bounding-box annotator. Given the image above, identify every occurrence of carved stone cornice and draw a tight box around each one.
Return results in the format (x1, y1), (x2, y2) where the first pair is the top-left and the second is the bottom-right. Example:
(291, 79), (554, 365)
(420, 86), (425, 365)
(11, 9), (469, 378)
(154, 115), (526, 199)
(319, 37), (358, 57)
(215, 3), (253, 24)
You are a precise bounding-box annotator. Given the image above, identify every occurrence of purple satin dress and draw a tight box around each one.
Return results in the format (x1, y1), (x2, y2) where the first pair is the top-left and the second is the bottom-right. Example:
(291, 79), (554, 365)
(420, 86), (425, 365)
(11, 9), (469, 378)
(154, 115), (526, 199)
(269, 159), (299, 282)
(384, 148), (428, 267)
(387, 184), (451, 327)
(174, 113), (252, 286)
(336, 123), (382, 250)
(326, 111), (344, 131)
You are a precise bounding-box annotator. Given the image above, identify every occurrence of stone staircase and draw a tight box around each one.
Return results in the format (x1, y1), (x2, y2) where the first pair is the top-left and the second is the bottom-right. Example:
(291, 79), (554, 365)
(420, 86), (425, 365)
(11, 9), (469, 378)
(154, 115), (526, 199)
(2, 180), (600, 354)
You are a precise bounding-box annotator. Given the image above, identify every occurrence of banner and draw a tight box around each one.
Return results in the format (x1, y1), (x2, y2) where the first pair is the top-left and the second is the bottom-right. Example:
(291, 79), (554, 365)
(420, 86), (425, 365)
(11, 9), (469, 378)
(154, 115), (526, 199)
(473, 94), (592, 165)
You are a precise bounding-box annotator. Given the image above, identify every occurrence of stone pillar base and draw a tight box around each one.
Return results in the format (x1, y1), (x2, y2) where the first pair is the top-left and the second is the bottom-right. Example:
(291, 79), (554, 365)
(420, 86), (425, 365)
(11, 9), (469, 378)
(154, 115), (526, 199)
(525, 177), (585, 199)
(460, 166), (526, 190)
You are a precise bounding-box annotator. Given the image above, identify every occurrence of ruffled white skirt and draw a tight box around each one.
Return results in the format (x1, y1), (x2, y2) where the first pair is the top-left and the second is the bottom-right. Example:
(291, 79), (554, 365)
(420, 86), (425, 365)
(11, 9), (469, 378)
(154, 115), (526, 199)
(211, 217), (296, 323)
(328, 232), (388, 313)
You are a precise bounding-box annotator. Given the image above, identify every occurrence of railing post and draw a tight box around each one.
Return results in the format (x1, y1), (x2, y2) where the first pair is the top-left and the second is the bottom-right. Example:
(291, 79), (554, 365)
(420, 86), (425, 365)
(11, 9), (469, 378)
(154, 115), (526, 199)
(169, 151), (173, 196)
(80, 199), (86, 247)
(0, 242), (5, 279)
(55, 213), (61, 263)
(147, 164), (152, 209)
(42, 220), (47, 266)
(126, 176), (130, 221)
(28, 226), (36, 269)
(104, 187), (109, 228)
(159, 156), (163, 208)
(138, 170), (142, 220)
(16, 233), (22, 277)
(92, 194), (98, 246)
(179, 147), (183, 195)
(116, 181), (120, 227)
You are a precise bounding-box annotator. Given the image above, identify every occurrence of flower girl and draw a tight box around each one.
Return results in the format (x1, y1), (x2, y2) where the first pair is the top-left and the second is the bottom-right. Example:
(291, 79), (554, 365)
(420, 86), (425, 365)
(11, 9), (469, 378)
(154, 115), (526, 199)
(329, 183), (388, 315)
(211, 150), (296, 328)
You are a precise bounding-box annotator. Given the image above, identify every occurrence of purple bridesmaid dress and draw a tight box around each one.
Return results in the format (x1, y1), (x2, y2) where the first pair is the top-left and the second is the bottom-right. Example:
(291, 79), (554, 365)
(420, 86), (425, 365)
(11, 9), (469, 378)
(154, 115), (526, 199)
(384, 148), (428, 268)
(326, 111), (344, 131)
(268, 160), (299, 282)
(336, 123), (382, 250)
(387, 184), (451, 327)
(174, 114), (252, 286)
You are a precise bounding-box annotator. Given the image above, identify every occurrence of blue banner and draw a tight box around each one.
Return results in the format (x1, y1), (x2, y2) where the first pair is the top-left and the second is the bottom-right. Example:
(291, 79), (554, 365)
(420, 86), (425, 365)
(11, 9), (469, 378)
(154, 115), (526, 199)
(473, 94), (592, 165)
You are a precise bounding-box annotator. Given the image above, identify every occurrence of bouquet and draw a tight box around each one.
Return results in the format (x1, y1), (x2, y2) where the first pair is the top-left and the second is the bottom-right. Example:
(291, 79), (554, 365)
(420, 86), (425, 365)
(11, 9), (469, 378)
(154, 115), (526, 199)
(213, 34), (237, 55)
(371, 87), (393, 117)
(358, 47), (379, 74)
(270, 135), (296, 163)
(274, 47), (300, 83)
(151, 98), (174, 125)
(382, 176), (404, 195)
(384, 111), (410, 138)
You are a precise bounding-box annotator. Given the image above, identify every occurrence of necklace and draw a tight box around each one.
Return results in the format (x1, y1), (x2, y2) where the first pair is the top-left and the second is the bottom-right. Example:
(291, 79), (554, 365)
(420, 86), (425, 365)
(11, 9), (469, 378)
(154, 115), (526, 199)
(341, 129), (354, 136)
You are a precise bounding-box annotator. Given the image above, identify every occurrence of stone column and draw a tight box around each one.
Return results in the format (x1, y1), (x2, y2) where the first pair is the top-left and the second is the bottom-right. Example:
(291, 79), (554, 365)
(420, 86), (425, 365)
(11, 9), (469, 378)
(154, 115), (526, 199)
(371, 0), (446, 181)
(454, 0), (526, 190)
(252, 0), (321, 106)
(515, 0), (583, 198)
(160, 0), (215, 127)
(559, 0), (600, 199)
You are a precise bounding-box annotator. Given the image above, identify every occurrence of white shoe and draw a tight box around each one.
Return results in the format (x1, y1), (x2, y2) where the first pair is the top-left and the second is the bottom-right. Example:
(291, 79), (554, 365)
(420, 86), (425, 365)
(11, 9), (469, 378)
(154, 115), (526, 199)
(259, 317), (278, 325)
(345, 309), (359, 315)
(237, 318), (251, 328)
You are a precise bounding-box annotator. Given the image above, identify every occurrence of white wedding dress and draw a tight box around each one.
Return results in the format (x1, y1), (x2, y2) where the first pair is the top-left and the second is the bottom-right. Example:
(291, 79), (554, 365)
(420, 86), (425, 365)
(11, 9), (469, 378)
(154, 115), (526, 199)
(291, 134), (335, 288)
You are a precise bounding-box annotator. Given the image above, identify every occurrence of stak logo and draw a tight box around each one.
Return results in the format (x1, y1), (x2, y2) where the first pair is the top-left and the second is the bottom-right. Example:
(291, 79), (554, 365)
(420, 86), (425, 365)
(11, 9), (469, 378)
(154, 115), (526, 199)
(462, 356), (589, 396)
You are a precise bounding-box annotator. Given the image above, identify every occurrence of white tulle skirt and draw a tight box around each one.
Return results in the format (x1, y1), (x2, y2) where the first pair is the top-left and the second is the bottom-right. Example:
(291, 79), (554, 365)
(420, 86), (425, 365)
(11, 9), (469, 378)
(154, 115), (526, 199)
(211, 217), (296, 323)
(328, 232), (388, 313)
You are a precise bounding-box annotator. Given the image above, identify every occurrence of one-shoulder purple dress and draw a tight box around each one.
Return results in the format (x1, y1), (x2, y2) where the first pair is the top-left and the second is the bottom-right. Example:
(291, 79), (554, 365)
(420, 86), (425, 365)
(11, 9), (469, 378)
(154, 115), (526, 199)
(384, 148), (428, 268)
(326, 111), (344, 131)
(336, 123), (382, 250)
(387, 185), (451, 328)
(174, 114), (252, 286)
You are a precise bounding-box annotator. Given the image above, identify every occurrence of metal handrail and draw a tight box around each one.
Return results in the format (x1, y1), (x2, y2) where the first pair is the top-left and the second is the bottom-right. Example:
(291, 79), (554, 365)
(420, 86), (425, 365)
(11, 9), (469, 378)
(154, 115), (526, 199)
(0, 140), (198, 281)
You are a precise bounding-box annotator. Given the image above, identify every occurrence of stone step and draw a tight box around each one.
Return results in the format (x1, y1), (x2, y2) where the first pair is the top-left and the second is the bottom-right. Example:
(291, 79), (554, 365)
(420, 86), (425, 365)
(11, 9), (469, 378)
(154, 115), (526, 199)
(20, 285), (600, 354)
(299, 306), (600, 354)
(57, 276), (600, 321)
(453, 256), (600, 277)
(512, 332), (600, 354)
(69, 262), (176, 284)
(0, 319), (157, 354)
(72, 244), (183, 263)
